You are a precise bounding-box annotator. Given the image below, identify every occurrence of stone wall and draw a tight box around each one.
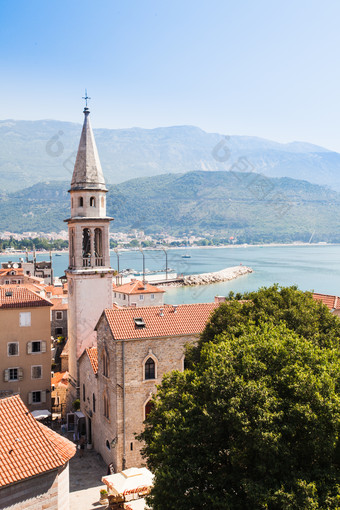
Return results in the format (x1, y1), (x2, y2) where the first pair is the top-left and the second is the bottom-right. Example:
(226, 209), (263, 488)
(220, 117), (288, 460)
(0, 465), (69, 510)
(91, 316), (198, 471)
(51, 309), (68, 339)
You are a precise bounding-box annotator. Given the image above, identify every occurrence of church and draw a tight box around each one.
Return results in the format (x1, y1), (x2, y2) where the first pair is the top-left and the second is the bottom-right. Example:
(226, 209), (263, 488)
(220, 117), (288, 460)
(66, 103), (218, 471)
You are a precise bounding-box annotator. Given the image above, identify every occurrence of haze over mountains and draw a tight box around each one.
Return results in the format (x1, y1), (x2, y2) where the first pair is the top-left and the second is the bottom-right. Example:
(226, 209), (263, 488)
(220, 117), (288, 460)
(1, 119), (340, 192)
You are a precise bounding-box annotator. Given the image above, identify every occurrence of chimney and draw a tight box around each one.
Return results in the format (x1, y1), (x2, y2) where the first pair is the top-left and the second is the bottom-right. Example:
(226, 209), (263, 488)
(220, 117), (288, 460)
(173, 305), (178, 313)
(159, 308), (164, 317)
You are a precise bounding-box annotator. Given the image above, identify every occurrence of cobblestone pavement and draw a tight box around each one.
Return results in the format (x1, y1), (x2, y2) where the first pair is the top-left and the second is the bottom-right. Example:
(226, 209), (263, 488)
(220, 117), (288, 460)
(69, 446), (109, 509)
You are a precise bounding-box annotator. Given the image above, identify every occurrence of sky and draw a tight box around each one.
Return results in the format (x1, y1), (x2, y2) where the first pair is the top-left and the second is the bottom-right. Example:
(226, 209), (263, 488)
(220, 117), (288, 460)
(1, 0), (340, 151)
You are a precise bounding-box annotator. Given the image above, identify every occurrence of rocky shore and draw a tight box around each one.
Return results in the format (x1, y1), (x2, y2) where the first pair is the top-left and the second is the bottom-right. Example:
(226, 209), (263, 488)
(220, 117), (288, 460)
(182, 265), (253, 286)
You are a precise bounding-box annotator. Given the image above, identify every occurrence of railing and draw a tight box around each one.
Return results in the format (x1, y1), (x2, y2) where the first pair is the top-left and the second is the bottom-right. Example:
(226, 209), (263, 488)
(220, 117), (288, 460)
(95, 257), (103, 266)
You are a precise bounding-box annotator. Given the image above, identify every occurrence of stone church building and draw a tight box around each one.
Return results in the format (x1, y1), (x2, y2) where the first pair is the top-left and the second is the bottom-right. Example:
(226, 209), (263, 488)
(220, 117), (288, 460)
(79, 302), (218, 471)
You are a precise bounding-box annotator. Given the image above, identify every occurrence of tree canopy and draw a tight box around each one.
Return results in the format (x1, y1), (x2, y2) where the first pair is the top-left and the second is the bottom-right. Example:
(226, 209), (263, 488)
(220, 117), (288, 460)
(139, 287), (340, 509)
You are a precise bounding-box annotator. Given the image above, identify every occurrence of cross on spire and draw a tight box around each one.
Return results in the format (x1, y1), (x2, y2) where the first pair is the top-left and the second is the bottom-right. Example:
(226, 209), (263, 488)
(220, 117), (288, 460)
(82, 89), (91, 108)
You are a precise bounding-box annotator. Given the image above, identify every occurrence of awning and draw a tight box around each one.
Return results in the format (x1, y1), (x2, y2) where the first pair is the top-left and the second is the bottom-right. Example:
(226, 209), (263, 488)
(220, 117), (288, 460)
(124, 499), (147, 510)
(31, 410), (51, 420)
(102, 467), (153, 496)
(74, 411), (85, 418)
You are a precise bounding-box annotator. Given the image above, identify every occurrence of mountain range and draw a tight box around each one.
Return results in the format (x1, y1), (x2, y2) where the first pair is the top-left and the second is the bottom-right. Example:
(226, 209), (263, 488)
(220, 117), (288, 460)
(1, 119), (340, 192)
(3, 171), (340, 243)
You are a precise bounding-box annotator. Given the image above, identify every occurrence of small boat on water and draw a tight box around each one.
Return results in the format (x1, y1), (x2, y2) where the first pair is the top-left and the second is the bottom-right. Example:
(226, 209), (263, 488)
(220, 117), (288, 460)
(55, 254), (62, 257)
(182, 254), (191, 259)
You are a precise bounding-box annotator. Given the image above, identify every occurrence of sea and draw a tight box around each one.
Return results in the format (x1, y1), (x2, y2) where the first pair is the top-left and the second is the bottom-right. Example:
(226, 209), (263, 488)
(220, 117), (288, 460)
(2, 244), (340, 305)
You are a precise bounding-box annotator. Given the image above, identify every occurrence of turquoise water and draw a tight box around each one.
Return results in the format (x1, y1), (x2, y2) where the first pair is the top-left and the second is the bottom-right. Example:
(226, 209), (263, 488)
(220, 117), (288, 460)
(3, 245), (340, 304)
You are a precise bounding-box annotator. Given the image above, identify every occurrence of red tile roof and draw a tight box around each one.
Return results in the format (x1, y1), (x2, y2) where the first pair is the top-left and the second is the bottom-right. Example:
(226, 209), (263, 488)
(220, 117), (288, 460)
(312, 293), (340, 310)
(0, 395), (76, 488)
(113, 280), (165, 295)
(86, 347), (98, 374)
(0, 268), (24, 276)
(51, 371), (69, 387)
(103, 303), (219, 340)
(0, 286), (52, 309)
(51, 297), (68, 310)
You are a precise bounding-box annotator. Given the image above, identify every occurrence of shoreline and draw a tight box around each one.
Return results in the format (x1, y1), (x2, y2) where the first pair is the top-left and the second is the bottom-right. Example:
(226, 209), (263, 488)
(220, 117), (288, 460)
(0, 242), (338, 258)
(159, 266), (253, 288)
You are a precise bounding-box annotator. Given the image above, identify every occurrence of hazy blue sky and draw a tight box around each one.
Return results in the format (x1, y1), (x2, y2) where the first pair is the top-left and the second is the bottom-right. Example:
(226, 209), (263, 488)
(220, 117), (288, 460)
(1, 0), (340, 150)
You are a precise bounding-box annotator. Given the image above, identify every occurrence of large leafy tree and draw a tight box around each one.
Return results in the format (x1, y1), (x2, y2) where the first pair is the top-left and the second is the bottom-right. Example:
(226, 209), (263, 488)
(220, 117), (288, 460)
(139, 289), (340, 510)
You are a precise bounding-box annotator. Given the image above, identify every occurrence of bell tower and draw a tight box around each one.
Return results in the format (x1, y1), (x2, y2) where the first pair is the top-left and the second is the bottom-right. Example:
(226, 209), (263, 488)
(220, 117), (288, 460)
(66, 101), (113, 397)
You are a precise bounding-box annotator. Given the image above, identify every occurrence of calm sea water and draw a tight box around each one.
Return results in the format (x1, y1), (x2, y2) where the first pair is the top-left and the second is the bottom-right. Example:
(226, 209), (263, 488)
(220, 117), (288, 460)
(3, 245), (340, 304)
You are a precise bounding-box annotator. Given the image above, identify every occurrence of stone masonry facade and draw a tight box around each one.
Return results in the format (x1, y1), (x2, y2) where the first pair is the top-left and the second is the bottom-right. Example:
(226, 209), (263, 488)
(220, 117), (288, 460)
(83, 316), (197, 471)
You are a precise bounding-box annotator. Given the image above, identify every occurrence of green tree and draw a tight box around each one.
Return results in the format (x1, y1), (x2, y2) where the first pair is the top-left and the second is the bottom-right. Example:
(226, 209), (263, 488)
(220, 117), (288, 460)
(139, 322), (340, 509)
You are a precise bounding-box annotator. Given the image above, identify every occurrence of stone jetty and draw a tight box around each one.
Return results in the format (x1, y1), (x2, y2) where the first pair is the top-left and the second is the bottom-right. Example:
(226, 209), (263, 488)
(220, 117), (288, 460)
(182, 265), (253, 286)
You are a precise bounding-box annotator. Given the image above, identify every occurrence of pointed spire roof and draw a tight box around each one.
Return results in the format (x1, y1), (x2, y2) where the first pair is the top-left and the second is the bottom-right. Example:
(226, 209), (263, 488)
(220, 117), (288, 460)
(70, 107), (107, 191)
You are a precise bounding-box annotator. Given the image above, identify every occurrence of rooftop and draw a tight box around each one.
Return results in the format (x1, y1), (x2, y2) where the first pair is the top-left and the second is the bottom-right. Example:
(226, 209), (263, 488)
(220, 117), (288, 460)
(0, 286), (52, 309)
(102, 302), (219, 340)
(312, 292), (340, 311)
(86, 347), (98, 375)
(0, 394), (76, 488)
(113, 279), (165, 295)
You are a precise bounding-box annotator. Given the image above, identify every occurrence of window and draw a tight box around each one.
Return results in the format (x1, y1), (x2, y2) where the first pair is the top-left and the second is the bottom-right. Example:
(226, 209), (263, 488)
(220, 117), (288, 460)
(123, 294), (126, 300)
(4, 368), (23, 382)
(103, 351), (109, 378)
(32, 391), (41, 403)
(20, 312), (31, 327)
(93, 393), (96, 412)
(9, 368), (18, 381)
(90, 196), (96, 207)
(28, 390), (46, 404)
(139, 294), (144, 301)
(114, 292), (116, 298)
(145, 358), (155, 380)
(5, 280), (9, 284)
(27, 341), (46, 354)
(55, 327), (63, 336)
(8, 342), (19, 356)
(151, 294), (155, 300)
(31, 365), (42, 379)
(83, 384), (86, 402)
(106, 440), (110, 450)
(79, 197), (83, 207)
(56, 311), (63, 320)
(103, 394), (109, 419)
(145, 400), (154, 419)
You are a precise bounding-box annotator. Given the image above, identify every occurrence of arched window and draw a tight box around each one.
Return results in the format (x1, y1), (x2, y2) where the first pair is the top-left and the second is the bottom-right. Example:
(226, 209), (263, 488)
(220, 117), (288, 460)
(103, 393), (109, 419)
(82, 384), (85, 402)
(93, 393), (96, 412)
(79, 197), (83, 207)
(103, 351), (109, 378)
(94, 228), (103, 266)
(106, 439), (110, 450)
(82, 228), (91, 266)
(90, 196), (96, 207)
(145, 399), (154, 420)
(145, 357), (155, 380)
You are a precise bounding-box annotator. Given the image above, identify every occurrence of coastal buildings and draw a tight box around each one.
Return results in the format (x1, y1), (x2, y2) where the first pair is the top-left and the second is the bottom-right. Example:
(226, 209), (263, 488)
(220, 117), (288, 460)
(113, 280), (165, 307)
(0, 286), (52, 411)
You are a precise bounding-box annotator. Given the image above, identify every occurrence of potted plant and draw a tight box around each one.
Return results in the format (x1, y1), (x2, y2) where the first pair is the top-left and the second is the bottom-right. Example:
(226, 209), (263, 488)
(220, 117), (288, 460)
(99, 489), (108, 504)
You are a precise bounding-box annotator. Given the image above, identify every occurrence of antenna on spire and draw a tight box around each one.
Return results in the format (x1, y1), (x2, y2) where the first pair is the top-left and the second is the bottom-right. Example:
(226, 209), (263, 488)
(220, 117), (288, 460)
(82, 89), (91, 109)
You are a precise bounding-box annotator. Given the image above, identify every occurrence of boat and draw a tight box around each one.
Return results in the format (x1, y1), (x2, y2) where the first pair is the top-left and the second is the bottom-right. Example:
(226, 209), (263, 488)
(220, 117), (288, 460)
(182, 254), (191, 259)
(55, 254), (62, 257)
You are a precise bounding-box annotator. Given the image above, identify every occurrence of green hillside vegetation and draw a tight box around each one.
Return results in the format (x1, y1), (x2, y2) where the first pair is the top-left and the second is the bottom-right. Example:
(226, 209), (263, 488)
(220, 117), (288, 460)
(3, 171), (340, 244)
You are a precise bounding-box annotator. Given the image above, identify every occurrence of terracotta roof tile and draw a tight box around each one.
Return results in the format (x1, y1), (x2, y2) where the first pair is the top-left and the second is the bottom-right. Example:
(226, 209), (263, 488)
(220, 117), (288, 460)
(51, 371), (69, 387)
(0, 395), (76, 488)
(113, 280), (165, 295)
(312, 293), (340, 310)
(51, 297), (68, 310)
(0, 268), (24, 276)
(103, 303), (219, 340)
(0, 286), (52, 309)
(86, 347), (98, 374)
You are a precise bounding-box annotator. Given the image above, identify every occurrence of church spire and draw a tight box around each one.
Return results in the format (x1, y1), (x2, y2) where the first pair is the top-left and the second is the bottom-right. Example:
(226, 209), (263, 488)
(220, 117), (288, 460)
(70, 100), (107, 191)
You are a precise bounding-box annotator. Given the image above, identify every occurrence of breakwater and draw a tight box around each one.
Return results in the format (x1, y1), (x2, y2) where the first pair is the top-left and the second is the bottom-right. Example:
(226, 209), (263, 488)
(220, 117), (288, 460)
(182, 266), (253, 286)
